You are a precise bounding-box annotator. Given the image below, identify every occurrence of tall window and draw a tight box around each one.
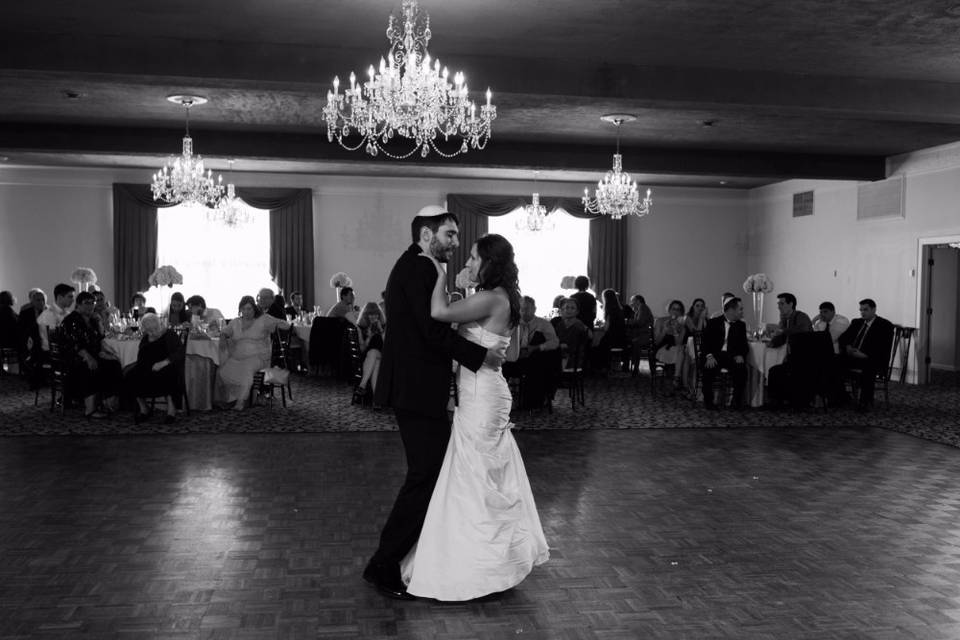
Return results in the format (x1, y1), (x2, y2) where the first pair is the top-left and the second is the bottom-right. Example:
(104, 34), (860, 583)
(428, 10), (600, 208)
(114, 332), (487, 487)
(150, 203), (277, 315)
(488, 208), (590, 312)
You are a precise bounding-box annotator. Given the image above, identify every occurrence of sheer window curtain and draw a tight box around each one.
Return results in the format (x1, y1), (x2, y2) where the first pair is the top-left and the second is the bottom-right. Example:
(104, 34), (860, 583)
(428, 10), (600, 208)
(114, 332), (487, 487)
(113, 185), (315, 310)
(445, 194), (626, 297)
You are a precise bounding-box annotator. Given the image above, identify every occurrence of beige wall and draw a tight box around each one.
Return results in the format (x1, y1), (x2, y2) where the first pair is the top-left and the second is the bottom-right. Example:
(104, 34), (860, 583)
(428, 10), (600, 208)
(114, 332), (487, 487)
(0, 165), (748, 318)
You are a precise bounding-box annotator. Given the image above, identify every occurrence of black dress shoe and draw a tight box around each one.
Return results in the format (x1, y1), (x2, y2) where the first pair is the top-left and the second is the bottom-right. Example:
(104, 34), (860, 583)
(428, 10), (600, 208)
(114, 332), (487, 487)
(363, 563), (416, 601)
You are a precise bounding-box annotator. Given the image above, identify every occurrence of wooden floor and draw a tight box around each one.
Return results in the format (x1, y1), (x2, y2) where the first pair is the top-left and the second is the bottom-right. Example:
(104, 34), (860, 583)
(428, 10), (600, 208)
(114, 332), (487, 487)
(2, 427), (960, 639)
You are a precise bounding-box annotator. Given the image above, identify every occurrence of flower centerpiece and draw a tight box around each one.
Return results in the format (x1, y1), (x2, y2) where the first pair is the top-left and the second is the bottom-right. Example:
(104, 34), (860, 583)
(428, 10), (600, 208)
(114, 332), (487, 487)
(455, 267), (477, 292)
(742, 272), (775, 336)
(71, 267), (98, 292)
(148, 265), (184, 288)
(560, 275), (577, 289)
(330, 272), (353, 304)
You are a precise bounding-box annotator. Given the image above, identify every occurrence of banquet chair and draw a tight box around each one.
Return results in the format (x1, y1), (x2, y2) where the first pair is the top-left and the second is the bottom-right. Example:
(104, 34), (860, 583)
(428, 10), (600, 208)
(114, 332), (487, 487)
(146, 329), (190, 416)
(0, 347), (20, 376)
(251, 329), (293, 408)
(47, 340), (71, 414)
(554, 342), (585, 411)
(309, 316), (353, 379)
(845, 324), (901, 408)
(278, 327), (306, 374)
(647, 331), (671, 396)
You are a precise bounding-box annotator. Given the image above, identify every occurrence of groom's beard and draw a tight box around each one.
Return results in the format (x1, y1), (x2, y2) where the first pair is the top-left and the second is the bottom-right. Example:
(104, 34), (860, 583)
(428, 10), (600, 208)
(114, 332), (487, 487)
(429, 237), (455, 263)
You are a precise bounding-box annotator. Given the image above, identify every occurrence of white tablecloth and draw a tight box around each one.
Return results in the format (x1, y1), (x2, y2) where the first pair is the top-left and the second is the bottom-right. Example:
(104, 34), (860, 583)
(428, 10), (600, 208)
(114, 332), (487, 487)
(104, 337), (223, 368)
(745, 341), (787, 407)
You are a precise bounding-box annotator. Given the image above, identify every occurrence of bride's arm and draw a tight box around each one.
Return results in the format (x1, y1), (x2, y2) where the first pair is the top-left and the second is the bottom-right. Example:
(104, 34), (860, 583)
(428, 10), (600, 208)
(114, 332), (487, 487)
(426, 259), (496, 324)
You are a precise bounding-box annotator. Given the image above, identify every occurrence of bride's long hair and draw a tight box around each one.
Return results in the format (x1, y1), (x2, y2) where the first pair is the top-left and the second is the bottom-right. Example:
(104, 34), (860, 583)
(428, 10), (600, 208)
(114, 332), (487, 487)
(474, 233), (521, 328)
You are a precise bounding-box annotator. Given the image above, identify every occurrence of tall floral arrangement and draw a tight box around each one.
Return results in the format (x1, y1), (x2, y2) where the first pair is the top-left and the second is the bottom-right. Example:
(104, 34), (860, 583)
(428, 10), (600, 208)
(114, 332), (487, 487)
(148, 265), (183, 288)
(560, 275), (577, 290)
(71, 267), (98, 292)
(330, 272), (353, 304)
(742, 272), (774, 334)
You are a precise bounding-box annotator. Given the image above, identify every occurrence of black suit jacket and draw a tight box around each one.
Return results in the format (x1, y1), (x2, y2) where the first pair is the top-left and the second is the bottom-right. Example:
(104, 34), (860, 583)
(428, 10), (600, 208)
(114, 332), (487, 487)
(838, 316), (895, 371)
(702, 315), (748, 360)
(374, 244), (487, 417)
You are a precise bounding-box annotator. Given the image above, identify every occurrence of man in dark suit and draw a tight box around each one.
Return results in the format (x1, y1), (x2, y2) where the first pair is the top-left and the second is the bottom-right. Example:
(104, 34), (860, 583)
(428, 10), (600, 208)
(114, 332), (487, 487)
(701, 296), (749, 410)
(364, 206), (505, 600)
(838, 298), (894, 410)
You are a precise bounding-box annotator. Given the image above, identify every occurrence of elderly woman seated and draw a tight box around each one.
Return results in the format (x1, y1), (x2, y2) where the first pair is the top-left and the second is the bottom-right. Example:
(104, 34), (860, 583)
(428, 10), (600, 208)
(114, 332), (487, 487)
(124, 313), (184, 424)
(59, 291), (123, 418)
(216, 295), (290, 410)
(654, 299), (688, 395)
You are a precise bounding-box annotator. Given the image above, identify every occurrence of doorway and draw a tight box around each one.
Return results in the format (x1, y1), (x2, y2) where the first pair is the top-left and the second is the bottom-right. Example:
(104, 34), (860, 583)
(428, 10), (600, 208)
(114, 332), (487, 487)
(916, 236), (960, 385)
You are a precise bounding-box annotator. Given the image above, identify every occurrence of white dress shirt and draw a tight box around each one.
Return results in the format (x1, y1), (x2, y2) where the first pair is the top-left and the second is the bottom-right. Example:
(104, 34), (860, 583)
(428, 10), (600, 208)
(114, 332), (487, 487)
(36, 302), (69, 351)
(812, 313), (850, 354)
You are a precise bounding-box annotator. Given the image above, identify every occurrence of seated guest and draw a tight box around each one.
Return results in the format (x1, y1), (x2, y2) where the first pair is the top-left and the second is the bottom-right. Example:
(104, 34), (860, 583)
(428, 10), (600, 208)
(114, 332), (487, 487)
(354, 302), (386, 404)
(216, 295), (290, 410)
(125, 313), (184, 424)
(710, 292), (735, 319)
(571, 276), (597, 328)
(59, 291), (122, 418)
(257, 287), (287, 320)
(186, 295), (224, 328)
(328, 286), (360, 322)
(596, 288), (627, 369)
(701, 297), (748, 410)
(811, 301), (850, 355)
(37, 283), (76, 351)
(838, 298), (894, 410)
(768, 292), (813, 348)
(554, 298), (589, 369)
(0, 291), (18, 351)
(128, 292), (153, 320)
(504, 296), (560, 409)
(165, 292), (192, 327)
(91, 290), (118, 328)
(284, 291), (307, 319)
(654, 300), (687, 394)
(626, 294), (655, 327)
(685, 298), (709, 334)
(17, 288), (46, 381)
(681, 298), (709, 394)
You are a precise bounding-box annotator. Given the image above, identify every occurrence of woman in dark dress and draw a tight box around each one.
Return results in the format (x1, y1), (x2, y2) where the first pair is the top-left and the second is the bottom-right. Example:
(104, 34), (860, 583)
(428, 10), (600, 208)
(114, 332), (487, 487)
(596, 288), (628, 369)
(125, 313), (184, 424)
(59, 291), (122, 418)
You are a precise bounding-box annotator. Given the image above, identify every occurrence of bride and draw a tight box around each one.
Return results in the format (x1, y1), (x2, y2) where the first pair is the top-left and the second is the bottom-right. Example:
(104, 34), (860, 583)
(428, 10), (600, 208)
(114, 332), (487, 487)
(401, 233), (549, 601)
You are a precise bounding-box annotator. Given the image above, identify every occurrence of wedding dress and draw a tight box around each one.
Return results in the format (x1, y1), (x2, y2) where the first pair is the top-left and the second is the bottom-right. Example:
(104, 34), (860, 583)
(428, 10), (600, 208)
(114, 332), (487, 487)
(401, 322), (549, 601)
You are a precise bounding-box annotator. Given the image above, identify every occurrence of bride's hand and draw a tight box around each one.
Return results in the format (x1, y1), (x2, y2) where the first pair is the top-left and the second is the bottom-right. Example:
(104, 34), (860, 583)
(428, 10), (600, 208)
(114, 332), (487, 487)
(419, 252), (444, 277)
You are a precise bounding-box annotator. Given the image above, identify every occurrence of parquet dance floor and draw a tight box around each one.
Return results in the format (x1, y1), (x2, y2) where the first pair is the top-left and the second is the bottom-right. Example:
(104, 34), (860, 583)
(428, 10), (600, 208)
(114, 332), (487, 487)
(3, 426), (960, 639)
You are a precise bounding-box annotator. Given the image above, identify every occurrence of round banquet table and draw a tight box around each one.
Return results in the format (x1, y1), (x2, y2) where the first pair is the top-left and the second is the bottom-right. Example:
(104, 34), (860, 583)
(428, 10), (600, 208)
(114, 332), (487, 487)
(745, 340), (787, 407)
(103, 336), (225, 411)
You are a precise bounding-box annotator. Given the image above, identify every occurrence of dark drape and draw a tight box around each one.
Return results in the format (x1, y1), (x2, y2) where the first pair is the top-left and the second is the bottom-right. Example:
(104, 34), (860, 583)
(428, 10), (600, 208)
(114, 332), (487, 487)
(238, 188), (315, 307)
(446, 195), (523, 290)
(113, 184), (168, 308)
(445, 194), (627, 297)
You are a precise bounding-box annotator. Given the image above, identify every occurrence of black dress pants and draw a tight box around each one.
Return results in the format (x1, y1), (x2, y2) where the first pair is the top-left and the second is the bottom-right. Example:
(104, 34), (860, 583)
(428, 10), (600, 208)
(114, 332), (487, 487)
(702, 353), (747, 408)
(370, 408), (451, 571)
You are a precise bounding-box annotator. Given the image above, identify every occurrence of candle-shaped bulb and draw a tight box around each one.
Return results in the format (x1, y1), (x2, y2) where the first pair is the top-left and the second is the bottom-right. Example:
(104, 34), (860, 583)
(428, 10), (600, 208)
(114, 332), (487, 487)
(486, 88), (492, 106)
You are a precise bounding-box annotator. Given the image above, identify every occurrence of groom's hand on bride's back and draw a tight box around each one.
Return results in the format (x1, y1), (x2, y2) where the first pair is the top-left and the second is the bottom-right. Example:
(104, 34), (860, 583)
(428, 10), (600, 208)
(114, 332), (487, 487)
(484, 343), (507, 368)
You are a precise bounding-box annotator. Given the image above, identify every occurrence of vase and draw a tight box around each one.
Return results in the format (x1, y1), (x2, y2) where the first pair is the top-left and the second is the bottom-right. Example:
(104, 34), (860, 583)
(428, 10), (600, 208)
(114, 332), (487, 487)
(335, 286), (341, 305)
(752, 291), (765, 337)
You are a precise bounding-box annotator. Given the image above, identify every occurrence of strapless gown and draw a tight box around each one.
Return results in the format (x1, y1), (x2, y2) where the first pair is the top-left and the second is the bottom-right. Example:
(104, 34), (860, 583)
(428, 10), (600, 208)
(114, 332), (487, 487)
(401, 322), (549, 601)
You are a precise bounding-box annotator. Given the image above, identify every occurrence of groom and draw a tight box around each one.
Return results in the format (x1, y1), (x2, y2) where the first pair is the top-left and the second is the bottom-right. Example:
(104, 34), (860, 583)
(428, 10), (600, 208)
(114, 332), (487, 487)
(363, 206), (506, 599)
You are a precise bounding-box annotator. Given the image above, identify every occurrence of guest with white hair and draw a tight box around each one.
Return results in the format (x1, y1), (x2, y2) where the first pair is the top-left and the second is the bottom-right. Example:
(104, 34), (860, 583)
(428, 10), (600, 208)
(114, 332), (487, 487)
(125, 313), (184, 424)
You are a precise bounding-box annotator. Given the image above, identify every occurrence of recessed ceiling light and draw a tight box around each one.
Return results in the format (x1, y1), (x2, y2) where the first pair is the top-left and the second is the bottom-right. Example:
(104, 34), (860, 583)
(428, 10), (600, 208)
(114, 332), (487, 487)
(61, 89), (84, 100)
(719, 180), (727, 185)
(0, 155), (9, 162)
(700, 119), (717, 127)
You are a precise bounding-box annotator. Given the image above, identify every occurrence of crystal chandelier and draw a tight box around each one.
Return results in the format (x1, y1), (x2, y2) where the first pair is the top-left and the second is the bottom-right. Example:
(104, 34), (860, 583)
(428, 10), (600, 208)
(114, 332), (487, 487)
(323, 0), (496, 159)
(582, 114), (653, 220)
(208, 160), (252, 227)
(516, 173), (555, 232)
(151, 96), (224, 207)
